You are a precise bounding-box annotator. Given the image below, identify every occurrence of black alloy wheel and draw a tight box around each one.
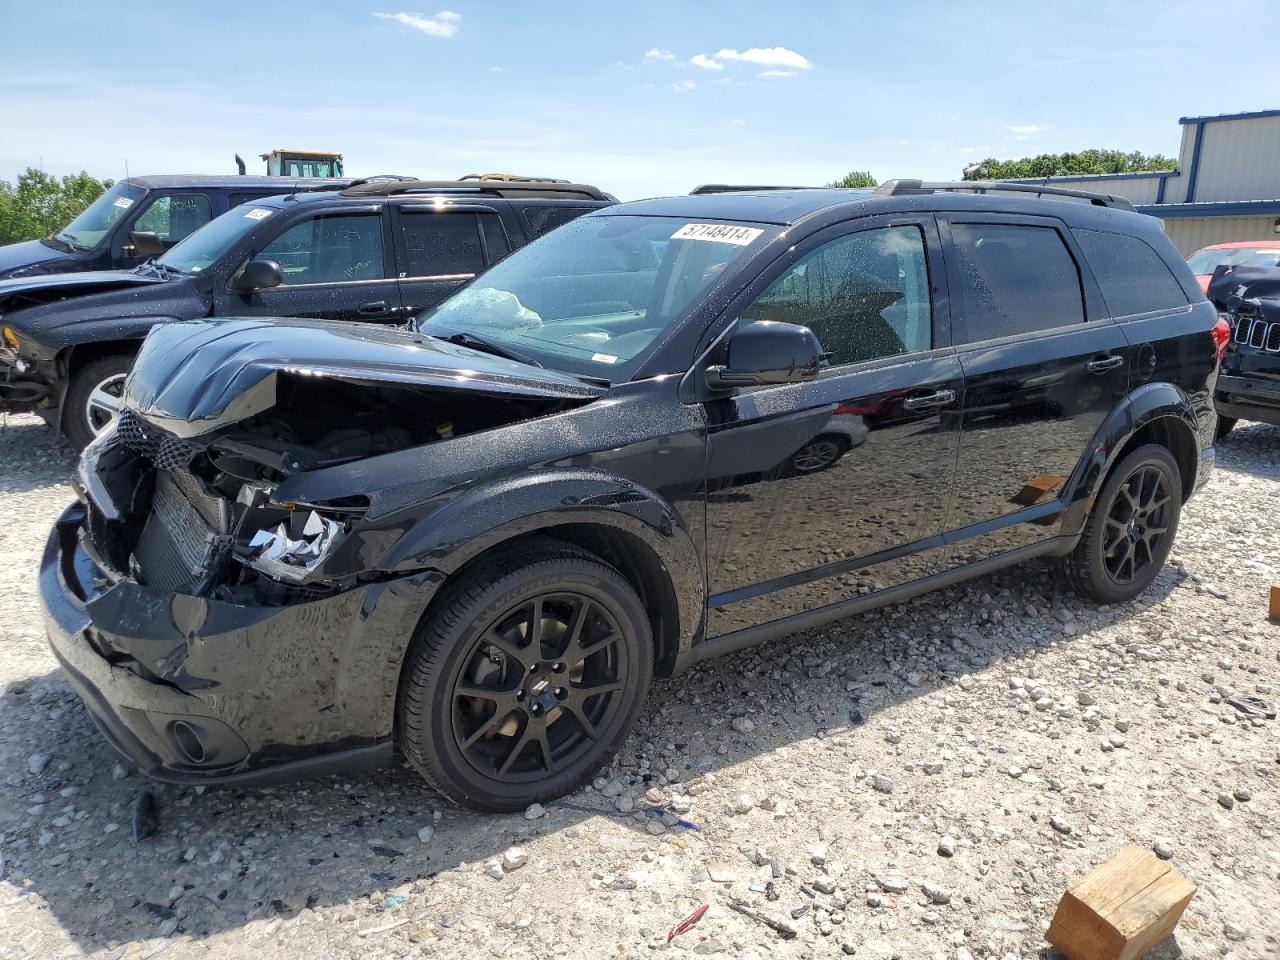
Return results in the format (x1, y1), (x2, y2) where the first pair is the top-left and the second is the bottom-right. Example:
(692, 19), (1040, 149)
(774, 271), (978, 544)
(1100, 464), (1172, 586)
(397, 540), (652, 811)
(1064, 443), (1182, 604)
(787, 435), (846, 474)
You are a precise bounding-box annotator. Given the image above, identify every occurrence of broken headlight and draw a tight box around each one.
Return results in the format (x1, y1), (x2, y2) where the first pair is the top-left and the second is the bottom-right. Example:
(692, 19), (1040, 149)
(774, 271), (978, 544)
(241, 509), (344, 584)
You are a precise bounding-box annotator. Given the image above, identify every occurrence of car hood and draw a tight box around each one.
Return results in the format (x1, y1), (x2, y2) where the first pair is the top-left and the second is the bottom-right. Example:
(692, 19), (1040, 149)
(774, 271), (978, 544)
(124, 317), (606, 438)
(0, 239), (76, 278)
(0, 268), (167, 315)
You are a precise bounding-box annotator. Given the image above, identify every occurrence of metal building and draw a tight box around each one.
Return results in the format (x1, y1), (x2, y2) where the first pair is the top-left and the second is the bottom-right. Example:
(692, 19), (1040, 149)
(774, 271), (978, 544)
(1009, 109), (1280, 256)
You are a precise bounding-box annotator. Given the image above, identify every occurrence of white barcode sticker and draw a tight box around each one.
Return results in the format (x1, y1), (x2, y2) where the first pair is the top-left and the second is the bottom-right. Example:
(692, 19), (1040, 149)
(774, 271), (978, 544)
(671, 223), (763, 246)
(112, 197), (134, 209)
(243, 207), (274, 220)
(591, 352), (619, 364)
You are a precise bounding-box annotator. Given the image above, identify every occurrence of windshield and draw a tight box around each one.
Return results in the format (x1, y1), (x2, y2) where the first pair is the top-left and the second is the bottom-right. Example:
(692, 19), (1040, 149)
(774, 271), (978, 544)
(56, 182), (146, 251)
(1187, 246), (1280, 274)
(158, 203), (279, 273)
(416, 215), (776, 379)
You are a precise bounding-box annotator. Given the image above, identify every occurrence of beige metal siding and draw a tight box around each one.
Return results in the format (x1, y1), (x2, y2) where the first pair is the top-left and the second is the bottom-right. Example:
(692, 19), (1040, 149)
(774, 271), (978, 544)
(1189, 117), (1280, 202)
(1165, 216), (1280, 257)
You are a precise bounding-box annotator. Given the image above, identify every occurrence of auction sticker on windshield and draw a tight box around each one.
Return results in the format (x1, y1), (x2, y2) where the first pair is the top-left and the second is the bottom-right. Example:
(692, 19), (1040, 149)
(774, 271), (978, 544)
(671, 223), (763, 246)
(243, 208), (274, 221)
(112, 197), (134, 209)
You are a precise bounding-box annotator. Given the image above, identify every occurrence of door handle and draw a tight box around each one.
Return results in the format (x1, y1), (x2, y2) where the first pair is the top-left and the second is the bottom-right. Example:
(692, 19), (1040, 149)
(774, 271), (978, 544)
(902, 388), (957, 411)
(358, 300), (390, 315)
(1087, 354), (1124, 374)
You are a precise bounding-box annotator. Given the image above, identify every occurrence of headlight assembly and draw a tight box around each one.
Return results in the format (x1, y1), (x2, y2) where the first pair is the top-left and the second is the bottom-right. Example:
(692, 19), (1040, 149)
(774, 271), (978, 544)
(243, 510), (344, 583)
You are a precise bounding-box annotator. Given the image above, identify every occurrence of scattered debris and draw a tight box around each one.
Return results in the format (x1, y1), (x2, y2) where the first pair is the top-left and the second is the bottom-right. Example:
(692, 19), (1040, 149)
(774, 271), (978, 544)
(356, 918), (410, 937)
(132, 792), (159, 842)
(1269, 584), (1280, 621)
(726, 899), (798, 940)
(1047, 845), (1196, 960)
(1226, 695), (1275, 720)
(667, 903), (708, 941)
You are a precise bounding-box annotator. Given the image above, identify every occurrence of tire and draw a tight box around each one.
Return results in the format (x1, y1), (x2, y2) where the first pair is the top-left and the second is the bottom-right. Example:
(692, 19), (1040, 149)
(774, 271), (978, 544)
(63, 353), (134, 450)
(1063, 444), (1182, 604)
(397, 539), (653, 812)
(1214, 416), (1237, 442)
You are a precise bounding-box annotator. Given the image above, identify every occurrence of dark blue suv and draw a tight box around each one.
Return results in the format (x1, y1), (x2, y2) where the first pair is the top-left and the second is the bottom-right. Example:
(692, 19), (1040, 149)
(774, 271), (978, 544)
(0, 175), (346, 280)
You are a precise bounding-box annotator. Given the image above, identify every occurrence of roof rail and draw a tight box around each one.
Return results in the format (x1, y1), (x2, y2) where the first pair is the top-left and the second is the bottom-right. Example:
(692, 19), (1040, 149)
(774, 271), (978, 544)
(874, 178), (1137, 212)
(459, 172), (571, 184)
(341, 178), (611, 201)
(691, 184), (815, 195)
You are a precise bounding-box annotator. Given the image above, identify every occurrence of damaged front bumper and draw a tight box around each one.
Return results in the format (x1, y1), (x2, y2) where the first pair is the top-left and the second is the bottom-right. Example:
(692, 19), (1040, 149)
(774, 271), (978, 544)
(40, 502), (439, 785)
(0, 344), (53, 414)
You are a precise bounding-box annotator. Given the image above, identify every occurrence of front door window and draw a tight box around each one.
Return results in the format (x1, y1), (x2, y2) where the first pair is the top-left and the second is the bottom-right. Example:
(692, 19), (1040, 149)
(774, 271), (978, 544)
(257, 213), (386, 285)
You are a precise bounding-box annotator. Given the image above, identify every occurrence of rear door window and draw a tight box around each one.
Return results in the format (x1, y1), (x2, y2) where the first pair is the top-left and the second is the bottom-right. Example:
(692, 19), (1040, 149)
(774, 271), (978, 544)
(256, 212), (385, 285)
(132, 193), (212, 247)
(948, 222), (1085, 344)
(1073, 228), (1189, 317)
(400, 212), (508, 277)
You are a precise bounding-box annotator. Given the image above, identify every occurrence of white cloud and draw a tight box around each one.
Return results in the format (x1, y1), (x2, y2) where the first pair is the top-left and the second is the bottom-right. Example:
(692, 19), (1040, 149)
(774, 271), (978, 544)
(1005, 123), (1045, 135)
(644, 47), (675, 61)
(374, 10), (461, 38)
(759, 69), (796, 78)
(671, 80), (697, 92)
(488, 66), (504, 73)
(713, 47), (812, 70)
(690, 54), (724, 71)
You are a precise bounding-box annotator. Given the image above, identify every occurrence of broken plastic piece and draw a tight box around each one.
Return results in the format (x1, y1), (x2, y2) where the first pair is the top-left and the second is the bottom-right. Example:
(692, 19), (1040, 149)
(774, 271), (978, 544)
(132, 791), (159, 841)
(1226, 695), (1276, 720)
(245, 510), (342, 583)
(668, 903), (708, 941)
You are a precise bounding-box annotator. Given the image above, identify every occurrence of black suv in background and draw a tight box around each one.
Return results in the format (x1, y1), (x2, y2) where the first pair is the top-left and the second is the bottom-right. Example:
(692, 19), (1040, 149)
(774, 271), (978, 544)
(1206, 265), (1280, 438)
(0, 177), (614, 447)
(44, 180), (1223, 811)
(0, 175), (347, 280)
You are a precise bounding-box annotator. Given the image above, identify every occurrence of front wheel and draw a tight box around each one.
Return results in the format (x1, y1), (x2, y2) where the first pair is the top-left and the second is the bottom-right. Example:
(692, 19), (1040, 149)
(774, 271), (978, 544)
(397, 540), (652, 812)
(1064, 444), (1182, 604)
(63, 353), (134, 450)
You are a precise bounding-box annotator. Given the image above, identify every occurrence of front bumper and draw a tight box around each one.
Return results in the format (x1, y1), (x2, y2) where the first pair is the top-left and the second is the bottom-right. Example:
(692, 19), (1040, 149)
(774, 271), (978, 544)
(0, 347), (52, 414)
(1216, 373), (1280, 427)
(41, 502), (436, 785)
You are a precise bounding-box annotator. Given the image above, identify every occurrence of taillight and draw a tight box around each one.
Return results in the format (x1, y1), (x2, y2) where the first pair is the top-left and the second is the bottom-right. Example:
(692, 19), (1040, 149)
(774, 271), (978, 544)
(1211, 316), (1231, 363)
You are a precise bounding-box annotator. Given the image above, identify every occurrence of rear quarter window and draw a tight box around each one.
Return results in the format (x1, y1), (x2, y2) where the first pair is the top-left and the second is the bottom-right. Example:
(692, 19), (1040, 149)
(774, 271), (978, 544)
(1073, 228), (1189, 318)
(522, 205), (595, 240)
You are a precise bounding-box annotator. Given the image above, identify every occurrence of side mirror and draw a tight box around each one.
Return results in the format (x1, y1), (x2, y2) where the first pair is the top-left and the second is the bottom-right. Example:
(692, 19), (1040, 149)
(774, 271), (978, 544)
(706, 320), (823, 390)
(235, 259), (283, 293)
(127, 230), (166, 258)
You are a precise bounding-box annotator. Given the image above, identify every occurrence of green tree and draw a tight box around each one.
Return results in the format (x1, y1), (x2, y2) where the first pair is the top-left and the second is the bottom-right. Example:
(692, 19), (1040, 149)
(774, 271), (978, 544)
(0, 168), (114, 245)
(826, 170), (877, 188)
(961, 150), (1176, 181)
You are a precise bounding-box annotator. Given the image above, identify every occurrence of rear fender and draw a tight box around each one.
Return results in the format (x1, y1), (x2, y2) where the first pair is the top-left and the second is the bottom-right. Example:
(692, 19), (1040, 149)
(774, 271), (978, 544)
(1059, 381), (1201, 533)
(377, 468), (704, 658)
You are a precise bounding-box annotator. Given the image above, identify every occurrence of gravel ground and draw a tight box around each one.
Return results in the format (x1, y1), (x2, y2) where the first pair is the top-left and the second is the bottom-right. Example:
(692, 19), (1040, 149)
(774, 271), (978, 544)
(0, 412), (1277, 960)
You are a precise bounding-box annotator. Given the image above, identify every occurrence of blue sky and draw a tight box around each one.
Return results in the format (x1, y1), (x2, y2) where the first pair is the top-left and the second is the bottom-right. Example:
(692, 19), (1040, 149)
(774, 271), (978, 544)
(3, 0), (1279, 200)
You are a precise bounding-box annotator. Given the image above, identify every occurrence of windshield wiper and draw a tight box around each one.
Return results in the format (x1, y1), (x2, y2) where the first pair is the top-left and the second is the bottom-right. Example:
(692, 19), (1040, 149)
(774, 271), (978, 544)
(439, 331), (543, 368)
(50, 233), (86, 252)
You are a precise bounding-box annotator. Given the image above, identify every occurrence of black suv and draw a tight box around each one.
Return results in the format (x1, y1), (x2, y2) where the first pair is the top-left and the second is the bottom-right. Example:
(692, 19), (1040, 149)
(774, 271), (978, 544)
(0, 174), (346, 280)
(1206, 265), (1280, 437)
(42, 180), (1222, 811)
(0, 177), (613, 447)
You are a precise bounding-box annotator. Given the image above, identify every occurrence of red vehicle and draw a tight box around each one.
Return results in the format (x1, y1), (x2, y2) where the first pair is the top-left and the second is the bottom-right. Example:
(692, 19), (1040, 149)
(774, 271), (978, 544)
(1186, 240), (1280, 292)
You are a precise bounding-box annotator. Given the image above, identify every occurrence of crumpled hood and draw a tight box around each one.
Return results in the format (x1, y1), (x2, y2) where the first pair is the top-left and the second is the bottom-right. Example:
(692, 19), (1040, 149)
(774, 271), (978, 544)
(0, 239), (76, 279)
(124, 317), (605, 438)
(0, 268), (167, 316)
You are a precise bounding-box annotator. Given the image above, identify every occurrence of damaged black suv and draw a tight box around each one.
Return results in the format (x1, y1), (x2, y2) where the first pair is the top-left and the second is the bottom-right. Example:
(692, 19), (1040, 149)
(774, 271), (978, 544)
(42, 181), (1224, 811)
(1206, 266), (1280, 438)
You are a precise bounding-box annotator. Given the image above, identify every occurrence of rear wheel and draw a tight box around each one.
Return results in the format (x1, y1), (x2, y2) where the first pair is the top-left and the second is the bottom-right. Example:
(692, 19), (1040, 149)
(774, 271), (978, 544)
(1214, 415), (1237, 441)
(64, 353), (134, 450)
(787, 435), (848, 474)
(1064, 444), (1182, 604)
(397, 541), (652, 812)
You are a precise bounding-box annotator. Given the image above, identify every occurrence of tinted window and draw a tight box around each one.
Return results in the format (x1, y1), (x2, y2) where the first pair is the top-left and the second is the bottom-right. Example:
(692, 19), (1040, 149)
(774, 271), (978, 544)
(524, 205), (592, 239)
(1074, 228), (1189, 317)
(257, 213), (384, 285)
(950, 223), (1085, 343)
(132, 193), (212, 247)
(742, 225), (932, 366)
(481, 215), (510, 261)
(401, 213), (487, 276)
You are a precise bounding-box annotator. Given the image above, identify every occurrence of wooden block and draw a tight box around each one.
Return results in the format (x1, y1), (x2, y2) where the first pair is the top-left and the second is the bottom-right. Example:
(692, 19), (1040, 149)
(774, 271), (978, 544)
(1046, 845), (1196, 960)
(1269, 584), (1280, 621)
(1010, 473), (1064, 507)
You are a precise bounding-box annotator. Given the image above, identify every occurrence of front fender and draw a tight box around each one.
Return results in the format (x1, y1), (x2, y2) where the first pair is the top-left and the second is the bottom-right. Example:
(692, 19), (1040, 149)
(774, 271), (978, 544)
(376, 468), (705, 658)
(1059, 381), (1202, 534)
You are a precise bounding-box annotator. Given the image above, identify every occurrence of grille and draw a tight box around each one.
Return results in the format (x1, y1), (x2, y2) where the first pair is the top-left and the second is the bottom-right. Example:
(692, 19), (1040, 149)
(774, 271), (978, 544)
(132, 471), (216, 592)
(1233, 316), (1280, 352)
(117, 410), (201, 470)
